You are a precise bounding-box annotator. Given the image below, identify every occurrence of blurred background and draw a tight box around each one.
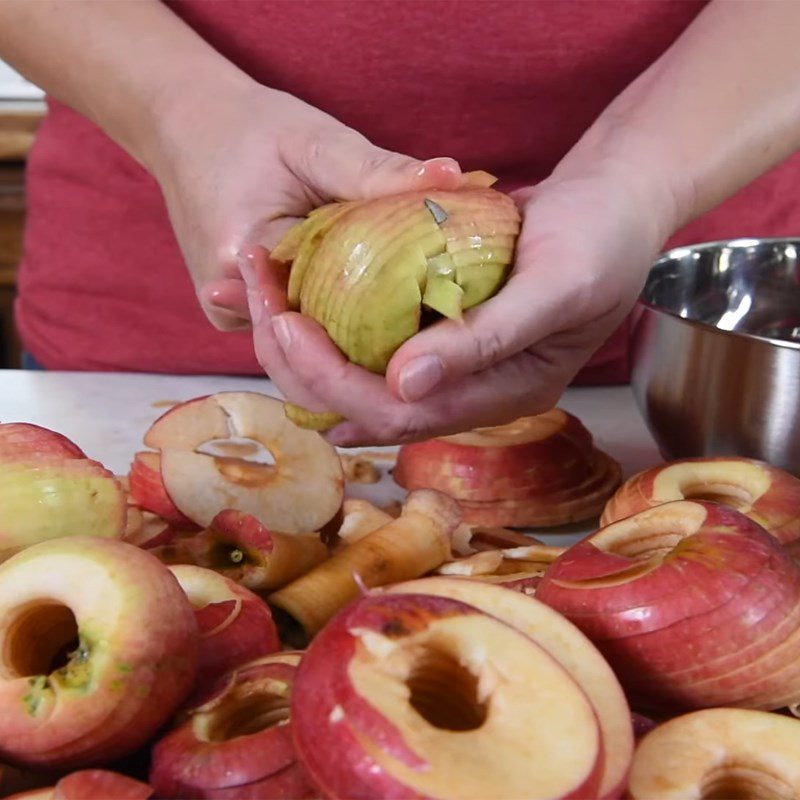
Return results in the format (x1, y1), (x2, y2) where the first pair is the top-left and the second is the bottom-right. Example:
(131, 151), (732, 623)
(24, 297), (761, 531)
(0, 59), (44, 369)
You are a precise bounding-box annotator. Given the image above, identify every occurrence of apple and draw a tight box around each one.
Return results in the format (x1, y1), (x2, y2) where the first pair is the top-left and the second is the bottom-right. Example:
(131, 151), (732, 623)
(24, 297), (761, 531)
(5, 770), (152, 800)
(150, 652), (314, 799)
(0, 537), (198, 769)
(123, 510), (182, 550)
(334, 499), (393, 547)
(537, 500), (800, 711)
(386, 577), (633, 800)
(394, 409), (621, 527)
(601, 456), (800, 546)
(142, 392), (344, 532)
(0, 424), (126, 560)
(463, 569), (544, 596)
(269, 490), (460, 642)
(292, 589), (613, 800)
(628, 708), (800, 799)
(128, 451), (195, 528)
(339, 454), (382, 484)
(167, 564), (280, 690)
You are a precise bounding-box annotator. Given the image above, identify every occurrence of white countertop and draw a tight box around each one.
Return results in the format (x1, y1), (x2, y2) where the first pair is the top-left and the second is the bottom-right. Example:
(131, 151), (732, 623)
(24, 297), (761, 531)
(0, 371), (662, 544)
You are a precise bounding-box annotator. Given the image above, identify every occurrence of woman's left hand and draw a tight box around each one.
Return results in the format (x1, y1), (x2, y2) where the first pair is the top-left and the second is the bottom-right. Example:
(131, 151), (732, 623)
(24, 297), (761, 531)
(245, 160), (678, 446)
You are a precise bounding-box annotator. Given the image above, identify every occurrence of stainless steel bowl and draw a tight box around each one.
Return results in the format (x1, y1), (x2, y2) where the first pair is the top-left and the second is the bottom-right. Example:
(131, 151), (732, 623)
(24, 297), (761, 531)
(631, 238), (800, 474)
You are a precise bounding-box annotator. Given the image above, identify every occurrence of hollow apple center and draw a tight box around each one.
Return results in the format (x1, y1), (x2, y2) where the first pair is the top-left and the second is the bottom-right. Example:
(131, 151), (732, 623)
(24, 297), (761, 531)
(680, 481), (755, 511)
(204, 687), (292, 742)
(199, 437), (279, 487)
(3, 601), (79, 677)
(406, 648), (487, 732)
(598, 529), (685, 561)
(700, 762), (794, 800)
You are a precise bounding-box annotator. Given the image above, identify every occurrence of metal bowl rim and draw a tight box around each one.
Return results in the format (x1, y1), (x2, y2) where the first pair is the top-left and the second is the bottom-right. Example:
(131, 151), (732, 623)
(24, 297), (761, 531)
(639, 237), (800, 353)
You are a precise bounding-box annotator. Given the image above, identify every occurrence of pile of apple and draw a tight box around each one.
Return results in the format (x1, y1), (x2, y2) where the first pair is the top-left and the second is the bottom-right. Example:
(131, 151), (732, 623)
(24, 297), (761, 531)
(2, 393), (800, 799)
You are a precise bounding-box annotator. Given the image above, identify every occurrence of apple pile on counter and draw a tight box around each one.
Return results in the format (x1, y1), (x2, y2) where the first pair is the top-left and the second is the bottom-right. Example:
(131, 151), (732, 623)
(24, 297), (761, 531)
(2, 393), (800, 799)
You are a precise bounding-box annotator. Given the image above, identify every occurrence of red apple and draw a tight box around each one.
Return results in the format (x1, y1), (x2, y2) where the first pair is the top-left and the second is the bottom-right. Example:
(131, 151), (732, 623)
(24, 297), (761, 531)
(0, 424), (125, 560)
(628, 708), (800, 799)
(150, 652), (314, 799)
(386, 577), (634, 800)
(292, 590), (609, 800)
(128, 451), (195, 528)
(53, 770), (152, 799)
(0, 537), (198, 769)
(394, 409), (621, 527)
(123, 510), (182, 550)
(168, 564), (280, 689)
(537, 500), (800, 711)
(601, 457), (800, 545)
(142, 392), (343, 532)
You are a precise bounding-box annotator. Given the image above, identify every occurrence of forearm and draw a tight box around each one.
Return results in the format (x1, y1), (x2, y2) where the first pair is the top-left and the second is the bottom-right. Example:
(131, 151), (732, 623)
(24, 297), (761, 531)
(558, 0), (800, 232)
(0, 0), (254, 172)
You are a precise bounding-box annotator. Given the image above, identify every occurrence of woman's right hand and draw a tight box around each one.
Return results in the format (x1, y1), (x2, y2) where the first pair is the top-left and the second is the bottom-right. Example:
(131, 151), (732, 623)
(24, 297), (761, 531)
(151, 80), (462, 335)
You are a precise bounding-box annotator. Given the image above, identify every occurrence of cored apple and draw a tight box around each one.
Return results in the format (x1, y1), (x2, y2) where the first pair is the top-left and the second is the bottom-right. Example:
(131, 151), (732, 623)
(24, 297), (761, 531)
(0, 424), (125, 560)
(394, 409), (621, 527)
(601, 457), (800, 545)
(142, 392), (343, 532)
(128, 451), (195, 528)
(150, 652), (314, 799)
(386, 577), (633, 800)
(292, 591), (606, 800)
(0, 537), (198, 769)
(537, 500), (800, 710)
(6, 770), (152, 800)
(168, 565), (280, 689)
(628, 708), (800, 799)
(123, 510), (181, 550)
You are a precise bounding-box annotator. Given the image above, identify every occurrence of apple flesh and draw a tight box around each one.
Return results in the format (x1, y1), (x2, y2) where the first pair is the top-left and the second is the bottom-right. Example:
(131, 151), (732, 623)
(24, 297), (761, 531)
(0, 537), (198, 769)
(394, 409), (621, 527)
(537, 500), (800, 710)
(601, 456), (800, 546)
(0, 424), (126, 560)
(628, 708), (800, 799)
(386, 577), (633, 800)
(168, 564), (280, 690)
(142, 392), (344, 532)
(150, 652), (314, 799)
(128, 451), (195, 528)
(292, 591), (604, 800)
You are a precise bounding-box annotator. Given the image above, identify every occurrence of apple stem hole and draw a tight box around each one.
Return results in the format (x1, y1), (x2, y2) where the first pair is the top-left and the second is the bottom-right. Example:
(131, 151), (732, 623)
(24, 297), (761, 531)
(699, 763), (794, 800)
(205, 690), (291, 742)
(681, 482), (755, 511)
(406, 648), (487, 732)
(3, 602), (80, 678)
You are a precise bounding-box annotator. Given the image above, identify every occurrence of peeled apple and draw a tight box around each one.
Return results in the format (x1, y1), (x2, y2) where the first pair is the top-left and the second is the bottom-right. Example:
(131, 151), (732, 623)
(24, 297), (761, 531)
(272, 172), (521, 429)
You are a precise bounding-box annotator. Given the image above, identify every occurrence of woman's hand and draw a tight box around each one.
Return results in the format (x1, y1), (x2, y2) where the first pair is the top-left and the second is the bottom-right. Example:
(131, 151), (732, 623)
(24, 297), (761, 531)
(152, 83), (463, 332)
(245, 160), (678, 445)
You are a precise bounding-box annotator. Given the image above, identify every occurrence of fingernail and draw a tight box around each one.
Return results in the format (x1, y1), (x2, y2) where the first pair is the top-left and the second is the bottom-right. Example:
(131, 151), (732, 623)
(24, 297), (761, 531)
(398, 355), (443, 402)
(272, 315), (293, 353)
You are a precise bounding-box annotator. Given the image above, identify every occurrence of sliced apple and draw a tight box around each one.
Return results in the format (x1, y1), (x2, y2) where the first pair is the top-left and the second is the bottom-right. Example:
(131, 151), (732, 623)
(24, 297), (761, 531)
(292, 591), (603, 799)
(628, 708), (800, 799)
(143, 392), (344, 532)
(128, 451), (195, 528)
(386, 577), (633, 800)
(601, 457), (800, 546)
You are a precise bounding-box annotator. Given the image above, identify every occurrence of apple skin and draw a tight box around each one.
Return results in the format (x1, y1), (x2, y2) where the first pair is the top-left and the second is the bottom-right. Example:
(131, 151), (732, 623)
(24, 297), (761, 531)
(0, 424), (126, 558)
(53, 770), (152, 800)
(168, 564), (280, 689)
(150, 652), (315, 800)
(394, 410), (621, 527)
(292, 591), (605, 800)
(128, 452), (195, 528)
(0, 537), (198, 769)
(601, 456), (800, 545)
(537, 500), (800, 710)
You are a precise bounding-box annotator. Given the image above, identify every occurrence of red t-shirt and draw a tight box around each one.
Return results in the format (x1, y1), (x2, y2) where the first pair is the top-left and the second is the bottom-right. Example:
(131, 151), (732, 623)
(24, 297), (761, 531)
(16, 0), (800, 380)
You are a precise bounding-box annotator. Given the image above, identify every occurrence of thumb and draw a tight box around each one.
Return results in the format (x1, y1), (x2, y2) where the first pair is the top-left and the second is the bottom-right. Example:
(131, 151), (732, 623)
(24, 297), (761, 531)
(288, 127), (463, 201)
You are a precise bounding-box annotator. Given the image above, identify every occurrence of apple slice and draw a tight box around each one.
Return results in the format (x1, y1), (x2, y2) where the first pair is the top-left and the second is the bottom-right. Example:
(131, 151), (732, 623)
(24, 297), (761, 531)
(386, 577), (633, 800)
(394, 409), (621, 527)
(143, 392), (344, 532)
(0, 424), (126, 560)
(128, 452), (195, 528)
(168, 565), (280, 689)
(292, 591), (603, 800)
(150, 652), (314, 800)
(537, 500), (800, 711)
(628, 708), (800, 799)
(601, 456), (800, 545)
(0, 537), (198, 769)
